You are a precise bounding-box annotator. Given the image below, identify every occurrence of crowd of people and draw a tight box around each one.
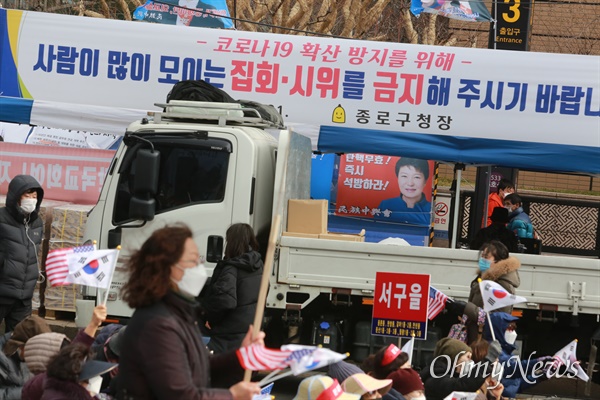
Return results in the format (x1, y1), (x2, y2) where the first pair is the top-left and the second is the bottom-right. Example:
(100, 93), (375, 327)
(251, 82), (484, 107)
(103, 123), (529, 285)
(0, 174), (550, 400)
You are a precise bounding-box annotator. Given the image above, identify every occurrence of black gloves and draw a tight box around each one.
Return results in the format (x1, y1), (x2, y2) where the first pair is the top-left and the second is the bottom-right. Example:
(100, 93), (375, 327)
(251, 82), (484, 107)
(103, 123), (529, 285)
(485, 340), (503, 363)
(446, 299), (467, 316)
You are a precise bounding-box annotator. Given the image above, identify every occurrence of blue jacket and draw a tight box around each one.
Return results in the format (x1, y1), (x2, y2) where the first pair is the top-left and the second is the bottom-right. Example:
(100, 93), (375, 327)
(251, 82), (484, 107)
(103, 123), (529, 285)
(0, 332), (31, 400)
(507, 208), (534, 239)
(483, 312), (547, 398)
(377, 194), (431, 226)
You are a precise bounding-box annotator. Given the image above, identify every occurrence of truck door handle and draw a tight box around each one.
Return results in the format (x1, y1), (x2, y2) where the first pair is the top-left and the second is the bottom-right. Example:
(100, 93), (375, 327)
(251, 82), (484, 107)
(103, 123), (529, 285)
(206, 235), (223, 263)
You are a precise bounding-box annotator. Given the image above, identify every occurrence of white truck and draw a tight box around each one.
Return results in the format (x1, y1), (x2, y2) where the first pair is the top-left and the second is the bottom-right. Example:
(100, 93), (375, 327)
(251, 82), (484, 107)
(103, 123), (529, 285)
(84, 100), (600, 365)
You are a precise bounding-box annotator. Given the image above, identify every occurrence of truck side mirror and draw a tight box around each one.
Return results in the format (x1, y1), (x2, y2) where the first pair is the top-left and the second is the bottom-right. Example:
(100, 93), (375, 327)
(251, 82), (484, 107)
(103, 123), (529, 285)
(129, 149), (160, 221)
(206, 235), (223, 263)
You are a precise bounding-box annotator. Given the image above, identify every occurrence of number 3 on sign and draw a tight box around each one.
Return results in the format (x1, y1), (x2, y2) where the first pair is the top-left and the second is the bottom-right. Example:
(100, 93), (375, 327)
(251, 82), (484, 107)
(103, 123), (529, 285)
(502, 0), (521, 23)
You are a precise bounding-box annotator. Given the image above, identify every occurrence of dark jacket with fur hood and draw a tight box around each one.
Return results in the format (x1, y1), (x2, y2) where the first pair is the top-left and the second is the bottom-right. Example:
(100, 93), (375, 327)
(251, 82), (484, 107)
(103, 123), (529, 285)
(0, 175), (44, 304)
(464, 256), (521, 343)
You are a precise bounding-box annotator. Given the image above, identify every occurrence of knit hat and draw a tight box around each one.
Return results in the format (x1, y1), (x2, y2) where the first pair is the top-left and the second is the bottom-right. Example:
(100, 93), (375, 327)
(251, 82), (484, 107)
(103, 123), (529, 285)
(434, 337), (472, 362)
(381, 344), (401, 366)
(293, 375), (360, 400)
(342, 373), (392, 396)
(329, 361), (363, 383)
(107, 326), (126, 357)
(24, 332), (69, 374)
(490, 207), (509, 224)
(3, 315), (51, 356)
(389, 368), (424, 395)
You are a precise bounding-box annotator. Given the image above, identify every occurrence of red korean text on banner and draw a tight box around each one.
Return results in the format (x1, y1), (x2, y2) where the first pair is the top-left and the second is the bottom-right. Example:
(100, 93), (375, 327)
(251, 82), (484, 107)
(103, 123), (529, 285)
(0, 142), (114, 204)
(372, 271), (430, 340)
(335, 153), (434, 227)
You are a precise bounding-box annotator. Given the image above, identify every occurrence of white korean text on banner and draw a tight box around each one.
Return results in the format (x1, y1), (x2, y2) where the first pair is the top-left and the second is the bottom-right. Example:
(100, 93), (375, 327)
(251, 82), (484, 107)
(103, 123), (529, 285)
(372, 272), (430, 339)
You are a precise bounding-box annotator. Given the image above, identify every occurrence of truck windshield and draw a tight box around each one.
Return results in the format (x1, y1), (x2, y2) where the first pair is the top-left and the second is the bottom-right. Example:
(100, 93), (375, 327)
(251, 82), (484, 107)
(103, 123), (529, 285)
(114, 139), (231, 224)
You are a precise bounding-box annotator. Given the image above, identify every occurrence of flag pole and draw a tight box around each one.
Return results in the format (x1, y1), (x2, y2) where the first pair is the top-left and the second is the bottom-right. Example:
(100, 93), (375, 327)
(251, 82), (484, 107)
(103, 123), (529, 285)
(102, 245), (120, 305)
(486, 311), (496, 341)
(243, 215), (281, 382)
(409, 333), (415, 366)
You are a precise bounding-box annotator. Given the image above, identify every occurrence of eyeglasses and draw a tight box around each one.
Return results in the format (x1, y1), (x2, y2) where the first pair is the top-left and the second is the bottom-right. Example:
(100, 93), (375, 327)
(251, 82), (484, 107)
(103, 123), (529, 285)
(179, 255), (205, 265)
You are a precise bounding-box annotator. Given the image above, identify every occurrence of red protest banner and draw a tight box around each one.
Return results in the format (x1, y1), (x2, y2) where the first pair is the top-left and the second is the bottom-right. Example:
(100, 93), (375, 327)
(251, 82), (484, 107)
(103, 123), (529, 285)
(0, 143), (114, 204)
(336, 153), (434, 226)
(372, 271), (430, 339)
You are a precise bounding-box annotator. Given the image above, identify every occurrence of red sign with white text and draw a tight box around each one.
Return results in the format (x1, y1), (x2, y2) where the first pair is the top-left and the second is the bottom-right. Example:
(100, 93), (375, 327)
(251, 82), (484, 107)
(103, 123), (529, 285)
(0, 143), (114, 204)
(372, 271), (430, 339)
(336, 153), (434, 226)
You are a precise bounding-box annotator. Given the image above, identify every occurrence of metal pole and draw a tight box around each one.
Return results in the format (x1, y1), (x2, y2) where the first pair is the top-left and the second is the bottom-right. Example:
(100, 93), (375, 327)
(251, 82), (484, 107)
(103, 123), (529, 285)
(483, 166), (491, 227)
(493, 0), (498, 50)
(451, 165), (462, 249)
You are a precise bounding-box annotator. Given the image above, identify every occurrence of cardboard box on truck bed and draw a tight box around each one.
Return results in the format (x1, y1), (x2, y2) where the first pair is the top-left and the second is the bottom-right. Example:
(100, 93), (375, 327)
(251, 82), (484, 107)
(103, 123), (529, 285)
(287, 199), (328, 234)
(319, 229), (366, 242)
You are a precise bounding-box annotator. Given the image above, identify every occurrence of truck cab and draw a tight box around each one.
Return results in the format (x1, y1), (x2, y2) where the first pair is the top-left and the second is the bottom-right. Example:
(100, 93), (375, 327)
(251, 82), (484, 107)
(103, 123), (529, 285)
(84, 101), (287, 317)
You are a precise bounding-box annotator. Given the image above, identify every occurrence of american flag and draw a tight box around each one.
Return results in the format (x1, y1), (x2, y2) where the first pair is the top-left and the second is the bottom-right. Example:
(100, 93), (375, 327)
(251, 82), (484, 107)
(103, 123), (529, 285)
(45, 245), (95, 286)
(428, 286), (448, 320)
(236, 344), (293, 371)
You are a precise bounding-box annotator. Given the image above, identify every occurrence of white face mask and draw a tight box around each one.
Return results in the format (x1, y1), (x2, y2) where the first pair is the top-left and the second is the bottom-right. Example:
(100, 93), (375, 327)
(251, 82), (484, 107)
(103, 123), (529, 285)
(87, 375), (103, 396)
(504, 329), (518, 345)
(173, 263), (208, 297)
(19, 198), (36, 214)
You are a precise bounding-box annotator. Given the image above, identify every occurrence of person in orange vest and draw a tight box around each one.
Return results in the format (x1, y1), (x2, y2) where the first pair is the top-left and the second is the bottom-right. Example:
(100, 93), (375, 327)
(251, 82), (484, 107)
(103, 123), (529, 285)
(486, 179), (514, 227)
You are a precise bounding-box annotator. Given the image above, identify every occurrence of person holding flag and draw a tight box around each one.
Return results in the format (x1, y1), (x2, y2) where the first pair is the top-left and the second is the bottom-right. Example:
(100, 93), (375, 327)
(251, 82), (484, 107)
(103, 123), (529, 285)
(482, 312), (554, 399)
(448, 241), (521, 344)
(115, 224), (263, 400)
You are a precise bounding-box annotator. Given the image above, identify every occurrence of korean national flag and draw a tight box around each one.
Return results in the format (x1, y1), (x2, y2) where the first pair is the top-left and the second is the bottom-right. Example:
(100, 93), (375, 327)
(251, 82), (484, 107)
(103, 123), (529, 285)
(478, 280), (527, 312)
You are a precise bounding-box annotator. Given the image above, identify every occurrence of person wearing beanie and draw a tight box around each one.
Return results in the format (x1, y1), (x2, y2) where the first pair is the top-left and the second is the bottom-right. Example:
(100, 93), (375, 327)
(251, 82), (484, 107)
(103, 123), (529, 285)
(329, 361), (364, 383)
(470, 208), (518, 253)
(342, 373), (393, 399)
(24, 332), (69, 374)
(388, 368), (425, 399)
(0, 315), (51, 400)
(22, 305), (107, 400)
(420, 338), (502, 400)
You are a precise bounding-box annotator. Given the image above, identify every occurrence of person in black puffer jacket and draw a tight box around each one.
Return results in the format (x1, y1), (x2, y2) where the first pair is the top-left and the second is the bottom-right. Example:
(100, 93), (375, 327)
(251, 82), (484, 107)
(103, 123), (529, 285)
(0, 175), (44, 332)
(202, 223), (263, 355)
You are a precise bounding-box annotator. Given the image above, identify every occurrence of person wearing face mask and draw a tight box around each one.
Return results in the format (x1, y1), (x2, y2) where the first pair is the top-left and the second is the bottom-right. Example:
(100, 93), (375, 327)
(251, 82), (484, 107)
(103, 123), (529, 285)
(41, 343), (116, 400)
(116, 224), (262, 400)
(482, 312), (552, 398)
(201, 223), (264, 356)
(0, 175), (44, 332)
(450, 241), (521, 344)
(420, 338), (501, 400)
(485, 179), (514, 227)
